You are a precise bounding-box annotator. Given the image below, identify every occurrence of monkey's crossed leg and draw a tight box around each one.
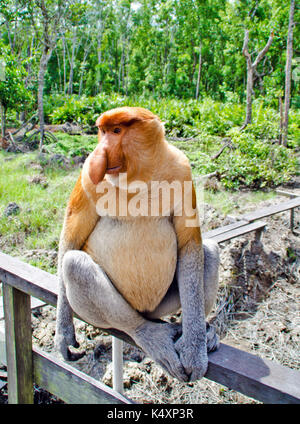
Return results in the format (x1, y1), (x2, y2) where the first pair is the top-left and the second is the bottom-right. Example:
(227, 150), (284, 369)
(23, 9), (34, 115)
(56, 250), (188, 381)
(55, 239), (220, 382)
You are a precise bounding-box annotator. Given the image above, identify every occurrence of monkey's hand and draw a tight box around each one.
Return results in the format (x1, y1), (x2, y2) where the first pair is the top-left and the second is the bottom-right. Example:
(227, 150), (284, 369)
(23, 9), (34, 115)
(174, 334), (208, 381)
(88, 143), (108, 185)
(174, 238), (209, 381)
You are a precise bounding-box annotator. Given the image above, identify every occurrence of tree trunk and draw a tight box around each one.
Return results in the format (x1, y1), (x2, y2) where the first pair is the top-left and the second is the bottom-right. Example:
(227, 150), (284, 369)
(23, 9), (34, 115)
(118, 37), (125, 92)
(67, 31), (77, 96)
(62, 36), (66, 94)
(21, 38), (34, 123)
(125, 43), (130, 96)
(97, 37), (102, 94)
(79, 42), (91, 96)
(195, 42), (202, 100)
(245, 62), (253, 125)
(242, 29), (274, 129)
(279, 96), (284, 144)
(122, 42), (126, 92)
(38, 47), (52, 151)
(78, 73), (83, 97)
(114, 39), (119, 92)
(283, 0), (295, 147)
(30, 0), (62, 149)
(1, 103), (6, 146)
(56, 48), (62, 92)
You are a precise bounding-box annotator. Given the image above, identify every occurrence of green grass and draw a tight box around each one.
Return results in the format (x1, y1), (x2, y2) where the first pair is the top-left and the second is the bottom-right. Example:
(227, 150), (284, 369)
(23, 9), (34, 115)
(203, 189), (277, 216)
(0, 151), (80, 272)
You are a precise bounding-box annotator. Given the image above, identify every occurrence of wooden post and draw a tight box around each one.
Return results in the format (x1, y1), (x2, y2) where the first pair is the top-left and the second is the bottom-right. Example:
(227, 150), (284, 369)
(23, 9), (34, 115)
(290, 208), (300, 236)
(112, 337), (123, 394)
(3, 284), (33, 404)
(255, 227), (264, 242)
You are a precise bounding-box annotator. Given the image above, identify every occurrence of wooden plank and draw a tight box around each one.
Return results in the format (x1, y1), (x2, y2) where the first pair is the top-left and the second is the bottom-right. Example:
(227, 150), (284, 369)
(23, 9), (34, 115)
(0, 321), (5, 365)
(206, 343), (300, 404)
(0, 252), (58, 306)
(33, 347), (133, 404)
(3, 284), (33, 404)
(241, 197), (300, 222)
(203, 219), (249, 239)
(211, 220), (267, 243)
(276, 189), (300, 198)
(0, 292), (46, 320)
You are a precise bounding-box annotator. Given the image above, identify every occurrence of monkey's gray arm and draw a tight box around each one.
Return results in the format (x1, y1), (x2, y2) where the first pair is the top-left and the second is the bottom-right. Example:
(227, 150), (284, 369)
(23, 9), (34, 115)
(54, 171), (100, 361)
(55, 237), (83, 361)
(175, 241), (208, 381)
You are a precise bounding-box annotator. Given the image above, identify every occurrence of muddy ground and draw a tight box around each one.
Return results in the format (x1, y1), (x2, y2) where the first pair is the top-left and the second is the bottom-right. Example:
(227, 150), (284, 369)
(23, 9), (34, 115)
(1, 184), (299, 404)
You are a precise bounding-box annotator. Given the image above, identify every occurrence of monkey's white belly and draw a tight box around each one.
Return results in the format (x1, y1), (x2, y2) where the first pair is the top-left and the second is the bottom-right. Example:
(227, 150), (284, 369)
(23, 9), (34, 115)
(84, 216), (177, 312)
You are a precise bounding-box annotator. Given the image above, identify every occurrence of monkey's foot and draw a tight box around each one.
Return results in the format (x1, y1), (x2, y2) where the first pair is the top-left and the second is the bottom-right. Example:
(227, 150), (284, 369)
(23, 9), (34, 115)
(133, 321), (188, 382)
(206, 322), (220, 353)
(54, 331), (85, 361)
(174, 334), (208, 382)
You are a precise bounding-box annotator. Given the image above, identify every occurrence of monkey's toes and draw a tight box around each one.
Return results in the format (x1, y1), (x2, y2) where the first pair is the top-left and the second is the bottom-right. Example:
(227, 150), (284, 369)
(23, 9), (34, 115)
(67, 348), (86, 361)
(206, 322), (220, 353)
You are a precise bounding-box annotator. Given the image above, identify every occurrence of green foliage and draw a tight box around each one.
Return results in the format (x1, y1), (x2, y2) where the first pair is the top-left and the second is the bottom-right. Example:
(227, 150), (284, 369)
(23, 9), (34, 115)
(218, 130), (297, 189)
(1, 0), (299, 103)
(44, 93), (299, 190)
(45, 133), (96, 158)
(49, 93), (131, 127)
(0, 42), (33, 112)
(48, 93), (300, 139)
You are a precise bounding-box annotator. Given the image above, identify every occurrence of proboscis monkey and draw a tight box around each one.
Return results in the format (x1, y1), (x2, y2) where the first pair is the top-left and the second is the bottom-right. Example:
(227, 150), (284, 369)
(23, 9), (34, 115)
(55, 107), (220, 381)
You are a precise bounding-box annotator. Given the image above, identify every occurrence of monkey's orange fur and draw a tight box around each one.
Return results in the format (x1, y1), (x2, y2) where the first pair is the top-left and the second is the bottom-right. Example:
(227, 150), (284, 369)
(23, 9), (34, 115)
(62, 107), (202, 312)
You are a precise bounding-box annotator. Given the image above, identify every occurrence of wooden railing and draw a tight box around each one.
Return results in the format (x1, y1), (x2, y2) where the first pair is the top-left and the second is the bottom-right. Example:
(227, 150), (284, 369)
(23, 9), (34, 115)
(1, 251), (300, 404)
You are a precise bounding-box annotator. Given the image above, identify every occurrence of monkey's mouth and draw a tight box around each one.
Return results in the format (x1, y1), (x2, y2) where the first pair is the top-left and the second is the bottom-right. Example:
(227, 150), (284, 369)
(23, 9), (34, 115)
(106, 165), (122, 174)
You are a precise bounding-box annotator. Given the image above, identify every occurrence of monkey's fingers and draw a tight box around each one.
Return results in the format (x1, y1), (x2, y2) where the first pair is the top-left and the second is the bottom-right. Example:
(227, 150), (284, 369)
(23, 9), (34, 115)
(89, 145), (108, 185)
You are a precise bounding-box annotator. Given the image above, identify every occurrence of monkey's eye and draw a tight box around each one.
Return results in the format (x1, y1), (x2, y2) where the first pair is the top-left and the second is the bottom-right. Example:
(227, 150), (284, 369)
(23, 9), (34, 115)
(113, 127), (121, 134)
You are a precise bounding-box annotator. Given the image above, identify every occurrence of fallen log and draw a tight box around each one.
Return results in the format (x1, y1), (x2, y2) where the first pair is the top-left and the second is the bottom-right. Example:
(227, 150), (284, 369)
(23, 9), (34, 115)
(211, 138), (232, 161)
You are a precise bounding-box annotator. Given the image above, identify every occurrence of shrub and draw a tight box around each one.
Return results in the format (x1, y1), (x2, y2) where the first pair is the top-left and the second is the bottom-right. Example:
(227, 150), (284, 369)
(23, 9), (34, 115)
(45, 93), (299, 189)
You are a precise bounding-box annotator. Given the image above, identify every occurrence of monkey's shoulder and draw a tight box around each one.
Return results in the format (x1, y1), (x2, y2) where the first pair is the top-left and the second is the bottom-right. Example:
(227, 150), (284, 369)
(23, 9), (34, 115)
(164, 144), (193, 181)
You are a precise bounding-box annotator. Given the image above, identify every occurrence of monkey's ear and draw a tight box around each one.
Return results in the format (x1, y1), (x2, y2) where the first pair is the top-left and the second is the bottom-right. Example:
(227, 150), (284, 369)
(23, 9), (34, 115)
(95, 116), (102, 128)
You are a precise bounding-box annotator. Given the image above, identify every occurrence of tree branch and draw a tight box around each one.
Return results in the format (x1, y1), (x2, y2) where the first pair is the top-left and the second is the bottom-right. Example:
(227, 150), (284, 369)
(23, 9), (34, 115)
(242, 29), (252, 63)
(210, 138), (232, 161)
(253, 30), (274, 68)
